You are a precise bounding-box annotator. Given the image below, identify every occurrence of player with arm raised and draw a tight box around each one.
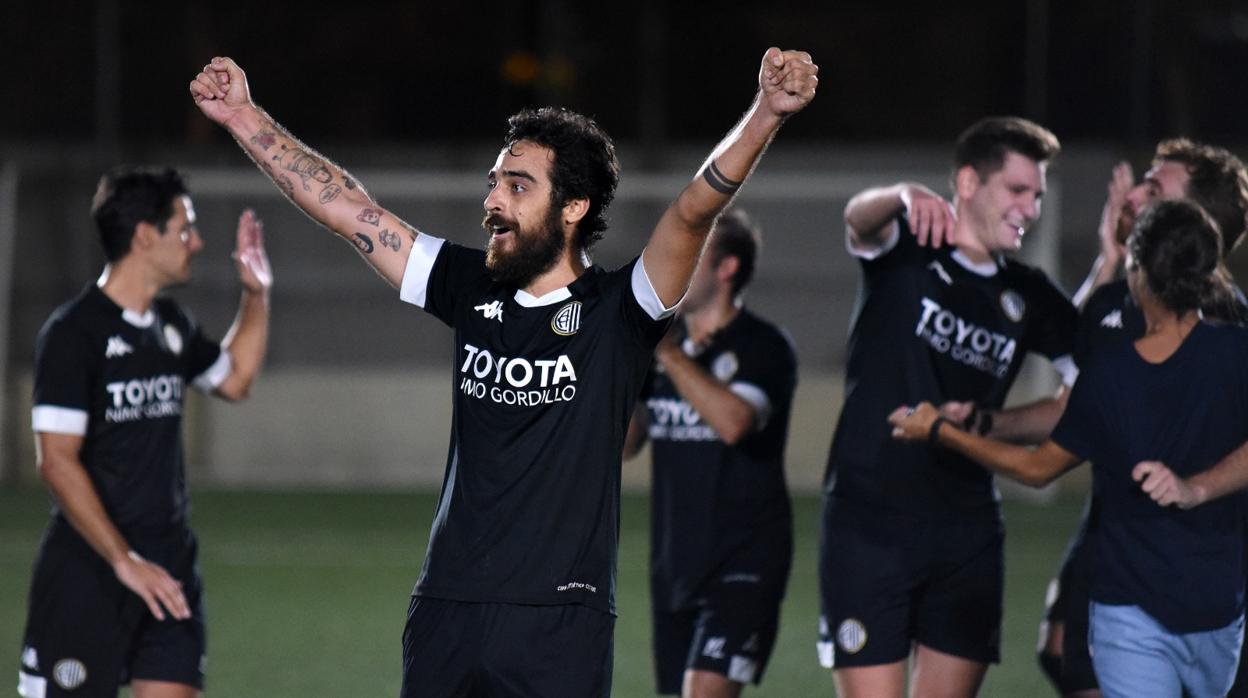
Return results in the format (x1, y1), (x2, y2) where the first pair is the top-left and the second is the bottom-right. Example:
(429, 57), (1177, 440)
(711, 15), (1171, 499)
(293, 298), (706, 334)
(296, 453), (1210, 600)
(191, 49), (816, 698)
(18, 167), (271, 698)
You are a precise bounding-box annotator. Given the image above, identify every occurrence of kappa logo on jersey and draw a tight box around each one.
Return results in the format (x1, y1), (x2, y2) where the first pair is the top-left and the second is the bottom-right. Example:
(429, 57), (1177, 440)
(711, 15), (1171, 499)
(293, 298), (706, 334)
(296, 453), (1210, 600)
(703, 637), (727, 660)
(104, 374), (185, 423)
(712, 351), (739, 381)
(915, 297), (1017, 378)
(1100, 309), (1124, 329)
(474, 300), (504, 323)
(1000, 290), (1026, 322)
(105, 335), (133, 358)
(52, 658), (87, 690)
(646, 397), (717, 442)
(458, 343), (578, 407)
(163, 324), (184, 355)
(551, 301), (582, 336)
(928, 260), (953, 285)
(837, 619), (868, 654)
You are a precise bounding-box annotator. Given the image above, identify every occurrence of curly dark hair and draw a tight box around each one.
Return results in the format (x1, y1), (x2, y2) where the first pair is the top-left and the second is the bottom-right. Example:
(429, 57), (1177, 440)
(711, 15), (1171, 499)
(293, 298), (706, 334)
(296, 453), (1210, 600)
(954, 116), (1061, 181)
(1129, 199), (1224, 313)
(504, 107), (620, 252)
(90, 166), (188, 262)
(1154, 138), (1248, 255)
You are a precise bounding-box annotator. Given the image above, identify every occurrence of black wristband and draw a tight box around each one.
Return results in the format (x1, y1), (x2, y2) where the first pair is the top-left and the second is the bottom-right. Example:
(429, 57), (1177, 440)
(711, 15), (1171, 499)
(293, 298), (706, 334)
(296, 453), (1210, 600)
(929, 416), (948, 448)
(978, 411), (994, 437)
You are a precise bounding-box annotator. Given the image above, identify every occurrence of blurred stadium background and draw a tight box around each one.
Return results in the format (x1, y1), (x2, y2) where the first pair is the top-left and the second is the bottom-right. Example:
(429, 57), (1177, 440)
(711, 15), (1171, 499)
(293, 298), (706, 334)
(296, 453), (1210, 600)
(1, 1), (1245, 695)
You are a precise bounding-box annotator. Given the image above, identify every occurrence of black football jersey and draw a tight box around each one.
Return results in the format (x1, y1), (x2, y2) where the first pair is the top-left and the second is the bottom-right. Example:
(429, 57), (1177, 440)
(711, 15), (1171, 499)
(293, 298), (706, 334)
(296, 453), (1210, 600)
(399, 236), (672, 614)
(31, 285), (227, 531)
(642, 308), (797, 611)
(825, 216), (1078, 517)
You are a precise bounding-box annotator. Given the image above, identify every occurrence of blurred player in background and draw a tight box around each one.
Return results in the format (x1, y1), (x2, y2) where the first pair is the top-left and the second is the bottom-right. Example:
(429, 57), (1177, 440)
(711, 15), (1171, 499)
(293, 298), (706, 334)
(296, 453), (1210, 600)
(819, 117), (1076, 697)
(625, 209), (797, 697)
(18, 166), (272, 698)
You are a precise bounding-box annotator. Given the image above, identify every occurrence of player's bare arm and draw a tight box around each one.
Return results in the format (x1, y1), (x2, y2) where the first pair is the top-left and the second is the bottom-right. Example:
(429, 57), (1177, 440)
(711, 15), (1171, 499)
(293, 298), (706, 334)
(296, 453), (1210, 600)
(1134, 437), (1248, 510)
(217, 208), (272, 401)
(654, 338), (757, 446)
(845, 182), (956, 252)
(941, 387), (1071, 445)
(1072, 161), (1134, 308)
(889, 401), (1081, 487)
(641, 48), (817, 307)
(190, 56), (419, 289)
(623, 405), (650, 460)
(35, 432), (191, 621)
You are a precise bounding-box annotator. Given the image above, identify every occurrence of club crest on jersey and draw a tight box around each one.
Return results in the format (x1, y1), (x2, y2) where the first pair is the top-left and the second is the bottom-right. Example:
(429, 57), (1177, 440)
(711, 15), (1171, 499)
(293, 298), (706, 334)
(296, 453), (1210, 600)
(163, 324), (183, 355)
(475, 300), (504, 323)
(551, 301), (582, 336)
(712, 351), (739, 381)
(999, 290), (1026, 323)
(53, 658), (87, 690)
(105, 335), (133, 359)
(837, 619), (868, 654)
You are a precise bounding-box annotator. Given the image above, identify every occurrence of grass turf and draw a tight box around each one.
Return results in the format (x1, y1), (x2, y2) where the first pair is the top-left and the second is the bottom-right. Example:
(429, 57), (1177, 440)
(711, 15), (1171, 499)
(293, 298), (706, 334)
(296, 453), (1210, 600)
(0, 488), (1081, 696)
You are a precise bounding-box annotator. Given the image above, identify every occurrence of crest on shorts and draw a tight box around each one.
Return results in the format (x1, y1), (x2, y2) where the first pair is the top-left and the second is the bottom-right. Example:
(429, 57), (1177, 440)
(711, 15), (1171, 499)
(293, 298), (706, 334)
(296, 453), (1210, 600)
(163, 324), (184, 355)
(53, 658), (87, 690)
(1000, 290), (1026, 323)
(712, 351), (739, 381)
(551, 301), (582, 336)
(837, 619), (868, 654)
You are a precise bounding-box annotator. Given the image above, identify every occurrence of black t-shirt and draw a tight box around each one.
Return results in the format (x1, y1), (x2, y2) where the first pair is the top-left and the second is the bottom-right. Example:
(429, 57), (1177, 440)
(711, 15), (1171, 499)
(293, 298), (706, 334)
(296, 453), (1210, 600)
(1052, 321), (1248, 633)
(400, 236), (672, 614)
(825, 216), (1078, 518)
(31, 285), (227, 533)
(641, 308), (797, 611)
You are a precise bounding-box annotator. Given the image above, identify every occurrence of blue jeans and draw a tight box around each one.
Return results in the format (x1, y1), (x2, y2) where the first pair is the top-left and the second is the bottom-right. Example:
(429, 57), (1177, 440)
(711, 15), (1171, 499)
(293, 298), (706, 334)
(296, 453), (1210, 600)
(1089, 602), (1244, 698)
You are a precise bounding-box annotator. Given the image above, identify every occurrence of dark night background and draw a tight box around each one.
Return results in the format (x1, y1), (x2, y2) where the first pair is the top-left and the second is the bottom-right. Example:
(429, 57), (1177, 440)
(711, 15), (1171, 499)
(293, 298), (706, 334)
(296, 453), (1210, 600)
(2, 1), (1245, 149)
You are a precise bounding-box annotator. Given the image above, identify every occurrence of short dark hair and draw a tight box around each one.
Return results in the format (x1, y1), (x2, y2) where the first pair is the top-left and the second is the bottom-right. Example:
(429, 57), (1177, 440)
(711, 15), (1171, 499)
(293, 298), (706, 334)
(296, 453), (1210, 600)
(1154, 138), (1248, 255)
(1128, 199), (1224, 313)
(90, 166), (188, 262)
(708, 208), (762, 296)
(504, 107), (620, 251)
(954, 116), (1060, 181)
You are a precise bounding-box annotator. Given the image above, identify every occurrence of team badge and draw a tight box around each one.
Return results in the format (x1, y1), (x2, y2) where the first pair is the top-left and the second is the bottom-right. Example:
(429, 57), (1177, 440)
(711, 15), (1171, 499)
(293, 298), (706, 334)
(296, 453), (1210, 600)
(1000, 290), (1026, 323)
(53, 658), (87, 690)
(551, 301), (582, 336)
(711, 351), (738, 381)
(837, 619), (868, 654)
(163, 325), (184, 355)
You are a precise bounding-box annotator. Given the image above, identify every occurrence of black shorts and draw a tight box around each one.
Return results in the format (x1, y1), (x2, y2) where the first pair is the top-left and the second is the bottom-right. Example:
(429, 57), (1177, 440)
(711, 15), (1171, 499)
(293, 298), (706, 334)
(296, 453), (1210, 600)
(401, 597), (614, 698)
(651, 567), (785, 694)
(18, 520), (205, 698)
(818, 497), (1003, 668)
(1042, 524), (1097, 692)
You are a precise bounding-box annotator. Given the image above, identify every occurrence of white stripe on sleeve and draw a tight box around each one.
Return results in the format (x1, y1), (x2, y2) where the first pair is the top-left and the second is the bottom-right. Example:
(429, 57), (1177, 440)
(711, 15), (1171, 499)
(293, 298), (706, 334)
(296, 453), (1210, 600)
(399, 235), (447, 308)
(632, 254), (681, 321)
(729, 382), (773, 430)
(1052, 355), (1079, 387)
(193, 350), (233, 392)
(32, 406), (88, 436)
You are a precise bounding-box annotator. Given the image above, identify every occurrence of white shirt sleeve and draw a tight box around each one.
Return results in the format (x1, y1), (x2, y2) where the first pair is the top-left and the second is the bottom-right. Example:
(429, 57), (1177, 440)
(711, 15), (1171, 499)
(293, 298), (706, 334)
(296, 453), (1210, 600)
(631, 254), (681, 321)
(845, 218), (901, 261)
(31, 405), (89, 436)
(399, 235), (447, 308)
(193, 350), (233, 392)
(729, 381), (773, 430)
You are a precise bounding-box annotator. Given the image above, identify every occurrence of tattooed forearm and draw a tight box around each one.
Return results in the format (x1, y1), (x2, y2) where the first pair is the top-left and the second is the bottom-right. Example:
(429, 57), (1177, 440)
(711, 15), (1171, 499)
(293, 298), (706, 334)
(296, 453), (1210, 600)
(250, 130), (278, 151)
(344, 177), (357, 190)
(351, 232), (374, 254)
(356, 208), (382, 226)
(378, 229), (401, 251)
(319, 183), (342, 204)
(275, 144), (333, 192)
(277, 175), (296, 200)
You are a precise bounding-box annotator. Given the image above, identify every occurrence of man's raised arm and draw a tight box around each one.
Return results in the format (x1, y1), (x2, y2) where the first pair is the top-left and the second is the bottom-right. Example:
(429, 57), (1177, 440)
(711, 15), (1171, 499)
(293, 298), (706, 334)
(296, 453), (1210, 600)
(641, 48), (817, 306)
(190, 57), (419, 289)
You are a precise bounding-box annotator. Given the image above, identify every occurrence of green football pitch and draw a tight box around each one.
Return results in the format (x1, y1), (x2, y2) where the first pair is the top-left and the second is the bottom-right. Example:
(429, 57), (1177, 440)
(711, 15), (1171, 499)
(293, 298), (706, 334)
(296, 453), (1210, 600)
(0, 488), (1081, 696)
